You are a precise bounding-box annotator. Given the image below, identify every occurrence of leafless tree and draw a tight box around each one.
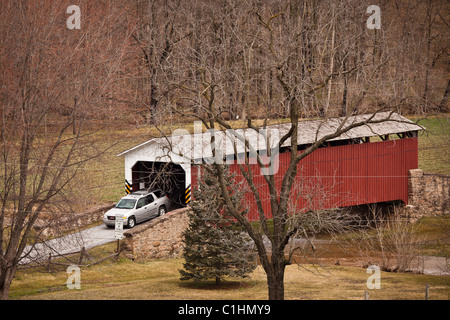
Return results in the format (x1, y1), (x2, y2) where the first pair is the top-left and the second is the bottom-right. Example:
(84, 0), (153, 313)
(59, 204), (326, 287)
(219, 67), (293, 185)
(129, 0), (193, 124)
(0, 0), (131, 299)
(350, 204), (425, 273)
(158, 0), (429, 300)
(1, 0), (445, 301)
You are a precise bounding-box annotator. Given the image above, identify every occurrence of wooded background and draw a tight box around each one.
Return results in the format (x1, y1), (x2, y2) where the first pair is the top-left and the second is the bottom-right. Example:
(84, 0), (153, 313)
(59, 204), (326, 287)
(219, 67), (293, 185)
(2, 0), (447, 129)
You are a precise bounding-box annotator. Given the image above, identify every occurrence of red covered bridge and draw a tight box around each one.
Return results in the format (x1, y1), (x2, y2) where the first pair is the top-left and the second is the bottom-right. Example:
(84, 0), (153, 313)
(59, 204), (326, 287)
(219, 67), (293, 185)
(119, 112), (422, 221)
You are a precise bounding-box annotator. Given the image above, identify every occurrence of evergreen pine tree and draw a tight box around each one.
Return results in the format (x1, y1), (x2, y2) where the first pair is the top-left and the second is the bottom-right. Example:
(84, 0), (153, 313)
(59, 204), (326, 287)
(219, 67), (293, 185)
(179, 166), (256, 284)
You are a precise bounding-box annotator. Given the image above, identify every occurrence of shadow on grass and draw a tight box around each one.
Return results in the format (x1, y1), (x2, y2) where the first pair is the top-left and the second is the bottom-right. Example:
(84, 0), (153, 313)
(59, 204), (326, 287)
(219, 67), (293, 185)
(178, 280), (255, 291)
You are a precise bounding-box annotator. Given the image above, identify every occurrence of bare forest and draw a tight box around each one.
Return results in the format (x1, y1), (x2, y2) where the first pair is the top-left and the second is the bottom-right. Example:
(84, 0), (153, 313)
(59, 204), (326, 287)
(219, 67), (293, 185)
(0, 0), (449, 300)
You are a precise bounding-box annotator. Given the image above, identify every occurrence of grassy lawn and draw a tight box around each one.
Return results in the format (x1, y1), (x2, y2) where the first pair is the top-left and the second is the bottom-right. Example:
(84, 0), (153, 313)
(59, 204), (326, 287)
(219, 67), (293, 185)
(6, 114), (449, 300)
(414, 215), (450, 257)
(9, 242), (449, 300)
(9, 215), (449, 300)
(415, 115), (449, 175)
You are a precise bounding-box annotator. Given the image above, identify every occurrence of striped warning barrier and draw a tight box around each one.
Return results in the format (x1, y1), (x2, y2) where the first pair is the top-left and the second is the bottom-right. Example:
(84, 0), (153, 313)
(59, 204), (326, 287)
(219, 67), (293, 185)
(125, 180), (132, 194)
(185, 185), (191, 204)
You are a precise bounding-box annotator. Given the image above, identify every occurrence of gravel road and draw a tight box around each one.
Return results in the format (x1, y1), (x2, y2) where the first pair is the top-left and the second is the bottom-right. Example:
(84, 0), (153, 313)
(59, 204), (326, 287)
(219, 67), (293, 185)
(20, 224), (116, 265)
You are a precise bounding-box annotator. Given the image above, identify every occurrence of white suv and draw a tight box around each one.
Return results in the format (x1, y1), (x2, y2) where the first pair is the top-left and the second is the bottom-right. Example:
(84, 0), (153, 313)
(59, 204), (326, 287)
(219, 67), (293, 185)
(103, 190), (170, 228)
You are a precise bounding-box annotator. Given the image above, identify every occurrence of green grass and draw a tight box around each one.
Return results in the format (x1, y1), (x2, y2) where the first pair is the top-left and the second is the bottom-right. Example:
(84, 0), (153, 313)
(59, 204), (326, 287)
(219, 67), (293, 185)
(415, 115), (450, 175)
(414, 215), (450, 257)
(9, 214), (450, 300)
(9, 241), (449, 300)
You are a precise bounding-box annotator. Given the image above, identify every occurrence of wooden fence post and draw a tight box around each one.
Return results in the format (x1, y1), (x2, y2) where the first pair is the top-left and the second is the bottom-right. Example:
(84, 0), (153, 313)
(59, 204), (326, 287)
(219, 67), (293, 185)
(78, 246), (85, 265)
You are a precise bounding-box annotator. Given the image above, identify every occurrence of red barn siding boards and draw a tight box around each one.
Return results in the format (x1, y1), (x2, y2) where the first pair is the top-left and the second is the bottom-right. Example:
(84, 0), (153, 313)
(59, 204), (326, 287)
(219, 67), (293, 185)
(119, 112), (422, 217)
(192, 137), (418, 221)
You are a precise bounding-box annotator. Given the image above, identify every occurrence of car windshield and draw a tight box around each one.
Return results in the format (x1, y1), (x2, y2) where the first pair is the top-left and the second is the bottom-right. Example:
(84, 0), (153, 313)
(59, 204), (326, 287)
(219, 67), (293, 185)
(115, 199), (136, 209)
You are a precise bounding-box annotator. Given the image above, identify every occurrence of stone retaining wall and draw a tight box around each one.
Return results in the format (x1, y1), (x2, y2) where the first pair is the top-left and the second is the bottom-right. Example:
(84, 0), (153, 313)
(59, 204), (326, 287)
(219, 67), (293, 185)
(33, 203), (115, 238)
(123, 207), (189, 261)
(120, 170), (449, 260)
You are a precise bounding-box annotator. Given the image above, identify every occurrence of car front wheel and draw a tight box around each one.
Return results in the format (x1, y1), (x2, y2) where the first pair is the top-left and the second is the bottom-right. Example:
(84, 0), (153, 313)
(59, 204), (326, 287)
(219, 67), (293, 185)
(127, 216), (136, 228)
(158, 206), (167, 216)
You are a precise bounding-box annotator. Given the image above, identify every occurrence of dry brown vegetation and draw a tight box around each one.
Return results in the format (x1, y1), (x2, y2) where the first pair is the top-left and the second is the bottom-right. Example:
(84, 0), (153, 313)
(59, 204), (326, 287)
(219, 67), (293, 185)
(8, 250), (450, 300)
(1, 0), (449, 300)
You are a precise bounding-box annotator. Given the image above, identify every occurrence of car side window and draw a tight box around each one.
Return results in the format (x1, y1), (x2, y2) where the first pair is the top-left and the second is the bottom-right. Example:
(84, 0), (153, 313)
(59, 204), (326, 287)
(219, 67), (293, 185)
(153, 190), (162, 198)
(146, 194), (154, 203)
(136, 198), (146, 209)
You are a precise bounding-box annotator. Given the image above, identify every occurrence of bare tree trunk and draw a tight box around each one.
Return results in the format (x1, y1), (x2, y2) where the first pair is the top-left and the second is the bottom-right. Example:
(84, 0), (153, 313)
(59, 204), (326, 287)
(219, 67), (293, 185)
(438, 79), (450, 112)
(158, 0), (437, 301)
(324, 5), (336, 117)
(0, 0), (131, 299)
(0, 267), (14, 300)
(266, 256), (286, 300)
(341, 58), (348, 116)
